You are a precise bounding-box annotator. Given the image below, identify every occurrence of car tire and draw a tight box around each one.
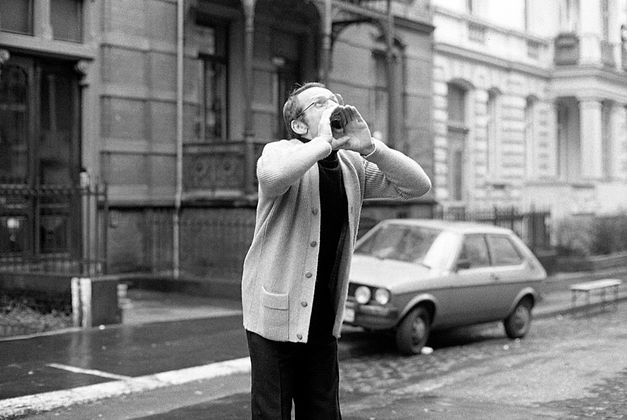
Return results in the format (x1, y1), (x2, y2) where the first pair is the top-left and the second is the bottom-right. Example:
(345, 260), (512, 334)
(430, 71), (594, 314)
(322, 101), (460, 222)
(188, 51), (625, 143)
(395, 306), (431, 355)
(503, 299), (532, 339)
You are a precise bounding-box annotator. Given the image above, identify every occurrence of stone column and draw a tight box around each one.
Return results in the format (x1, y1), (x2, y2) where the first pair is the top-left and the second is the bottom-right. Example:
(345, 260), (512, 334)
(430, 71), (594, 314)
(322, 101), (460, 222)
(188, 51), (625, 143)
(611, 103), (627, 180)
(578, 98), (604, 180)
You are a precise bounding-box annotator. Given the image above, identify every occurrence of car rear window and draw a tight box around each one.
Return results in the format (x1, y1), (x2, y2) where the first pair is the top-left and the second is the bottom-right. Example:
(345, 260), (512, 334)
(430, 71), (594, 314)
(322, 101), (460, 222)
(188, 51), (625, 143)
(487, 235), (524, 266)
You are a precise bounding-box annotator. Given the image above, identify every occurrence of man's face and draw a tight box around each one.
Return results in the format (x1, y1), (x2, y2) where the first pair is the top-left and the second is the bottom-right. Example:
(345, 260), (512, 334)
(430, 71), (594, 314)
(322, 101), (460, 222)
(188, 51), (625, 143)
(295, 87), (341, 139)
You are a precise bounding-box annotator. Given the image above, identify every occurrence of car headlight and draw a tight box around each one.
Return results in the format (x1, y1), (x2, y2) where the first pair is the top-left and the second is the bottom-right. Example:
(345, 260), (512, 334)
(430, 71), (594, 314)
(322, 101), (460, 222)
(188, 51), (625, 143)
(374, 288), (390, 305)
(355, 286), (371, 304)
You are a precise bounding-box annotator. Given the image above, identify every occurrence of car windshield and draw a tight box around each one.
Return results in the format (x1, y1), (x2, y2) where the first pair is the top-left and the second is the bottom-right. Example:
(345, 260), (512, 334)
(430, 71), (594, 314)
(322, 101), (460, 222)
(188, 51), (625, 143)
(355, 224), (442, 265)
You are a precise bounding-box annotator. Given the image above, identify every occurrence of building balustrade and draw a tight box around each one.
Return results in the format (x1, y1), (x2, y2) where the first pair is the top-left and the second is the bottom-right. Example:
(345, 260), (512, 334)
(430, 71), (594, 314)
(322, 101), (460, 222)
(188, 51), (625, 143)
(555, 33), (622, 70)
(554, 33), (579, 65)
(183, 141), (266, 198)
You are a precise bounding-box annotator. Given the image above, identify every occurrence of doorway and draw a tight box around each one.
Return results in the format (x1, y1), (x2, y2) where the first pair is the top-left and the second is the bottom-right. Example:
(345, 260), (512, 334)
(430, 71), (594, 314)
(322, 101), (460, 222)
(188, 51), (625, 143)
(0, 55), (81, 258)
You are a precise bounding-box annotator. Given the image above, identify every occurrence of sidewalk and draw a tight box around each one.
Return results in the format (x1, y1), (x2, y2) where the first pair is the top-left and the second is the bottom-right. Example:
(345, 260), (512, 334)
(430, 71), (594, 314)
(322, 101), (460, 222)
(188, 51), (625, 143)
(119, 269), (627, 326)
(1, 270), (626, 419)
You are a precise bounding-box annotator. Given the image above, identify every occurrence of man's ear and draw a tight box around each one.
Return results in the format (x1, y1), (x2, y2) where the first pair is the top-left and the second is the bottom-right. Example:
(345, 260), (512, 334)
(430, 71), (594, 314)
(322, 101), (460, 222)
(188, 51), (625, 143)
(290, 119), (308, 136)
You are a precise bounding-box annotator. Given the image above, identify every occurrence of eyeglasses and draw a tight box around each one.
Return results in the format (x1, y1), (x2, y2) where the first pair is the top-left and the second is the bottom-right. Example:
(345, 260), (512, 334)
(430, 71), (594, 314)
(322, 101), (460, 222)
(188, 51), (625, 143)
(295, 94), (342, 120)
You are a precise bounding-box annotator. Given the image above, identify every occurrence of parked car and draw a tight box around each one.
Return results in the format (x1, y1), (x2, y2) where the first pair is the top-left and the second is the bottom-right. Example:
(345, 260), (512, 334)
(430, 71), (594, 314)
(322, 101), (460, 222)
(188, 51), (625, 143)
(343, 219), (547, 355)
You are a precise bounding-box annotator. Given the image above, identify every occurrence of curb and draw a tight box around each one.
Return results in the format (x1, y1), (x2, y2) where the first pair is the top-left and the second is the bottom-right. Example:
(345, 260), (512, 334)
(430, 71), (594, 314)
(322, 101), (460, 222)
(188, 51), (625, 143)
(534, 294), (627, 320)
(0, 358), (251, 419)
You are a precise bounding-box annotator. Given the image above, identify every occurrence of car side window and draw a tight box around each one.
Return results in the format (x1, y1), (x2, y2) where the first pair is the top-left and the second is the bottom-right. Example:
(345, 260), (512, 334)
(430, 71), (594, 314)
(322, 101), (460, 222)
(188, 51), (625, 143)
(458, 235), (490, 268)
(487, 235), (524, 266)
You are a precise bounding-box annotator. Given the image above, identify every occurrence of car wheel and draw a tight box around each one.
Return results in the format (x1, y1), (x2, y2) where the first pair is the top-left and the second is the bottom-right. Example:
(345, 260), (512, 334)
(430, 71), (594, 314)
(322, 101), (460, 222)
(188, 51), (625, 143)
(395, 306), (431, 355)
(503, 299), (532, 339)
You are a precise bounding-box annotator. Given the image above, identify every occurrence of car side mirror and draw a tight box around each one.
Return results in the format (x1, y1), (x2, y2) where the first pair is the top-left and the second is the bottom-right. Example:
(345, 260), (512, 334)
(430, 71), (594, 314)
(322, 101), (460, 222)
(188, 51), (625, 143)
(456, 259), (472, 271)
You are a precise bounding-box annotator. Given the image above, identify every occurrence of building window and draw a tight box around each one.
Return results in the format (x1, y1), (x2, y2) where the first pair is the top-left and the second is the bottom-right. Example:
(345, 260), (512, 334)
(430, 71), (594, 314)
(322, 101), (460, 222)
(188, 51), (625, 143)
(524, 97), (536, 179)
(468, 22), (486, 43)
(196, 21), (228, 142)
(487, 89), (501, 178)
(559, 0), (579, 32)
(51, 0), (83, 43)
(0, 0), (33, 35)
(527, 40), (541, 59)
(0, 64), (29, 184)
(556, 98), (580, 181)
(447, 83), (468, 202)
(601, 0), (609, 41)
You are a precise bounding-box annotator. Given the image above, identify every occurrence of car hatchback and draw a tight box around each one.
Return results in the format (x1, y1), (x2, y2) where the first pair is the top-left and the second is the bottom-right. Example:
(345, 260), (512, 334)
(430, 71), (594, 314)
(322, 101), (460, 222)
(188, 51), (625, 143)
(344, 219), (547, 354)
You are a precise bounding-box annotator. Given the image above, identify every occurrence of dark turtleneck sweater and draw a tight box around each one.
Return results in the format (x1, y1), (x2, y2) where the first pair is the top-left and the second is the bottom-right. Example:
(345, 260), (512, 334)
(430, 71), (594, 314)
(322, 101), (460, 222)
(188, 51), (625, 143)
(308, 150), (348, 342)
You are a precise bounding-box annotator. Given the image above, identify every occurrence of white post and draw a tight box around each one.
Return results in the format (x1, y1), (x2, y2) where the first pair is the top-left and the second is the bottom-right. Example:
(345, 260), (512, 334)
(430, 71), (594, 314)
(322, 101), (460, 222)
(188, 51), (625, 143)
(71, 277), (82, 327)
(79, 277), (93, 328)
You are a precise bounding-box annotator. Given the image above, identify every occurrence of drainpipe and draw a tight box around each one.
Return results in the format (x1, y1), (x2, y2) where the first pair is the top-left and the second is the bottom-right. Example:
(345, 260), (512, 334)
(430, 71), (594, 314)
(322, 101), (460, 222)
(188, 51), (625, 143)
(320, 0), (332, 83)
(385, 0), (397, 149)
(243, 0), (256, 195)
(173, 0), (184, 279)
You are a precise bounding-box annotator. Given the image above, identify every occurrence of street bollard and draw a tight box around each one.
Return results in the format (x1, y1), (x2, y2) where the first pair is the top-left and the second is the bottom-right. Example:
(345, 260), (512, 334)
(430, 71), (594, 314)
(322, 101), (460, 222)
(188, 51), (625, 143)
(71, 276), (122, 328)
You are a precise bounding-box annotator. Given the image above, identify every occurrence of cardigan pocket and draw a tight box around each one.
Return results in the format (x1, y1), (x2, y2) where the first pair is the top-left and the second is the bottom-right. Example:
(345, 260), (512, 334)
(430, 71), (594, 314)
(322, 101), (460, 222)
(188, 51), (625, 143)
(260, 286), (289, 341)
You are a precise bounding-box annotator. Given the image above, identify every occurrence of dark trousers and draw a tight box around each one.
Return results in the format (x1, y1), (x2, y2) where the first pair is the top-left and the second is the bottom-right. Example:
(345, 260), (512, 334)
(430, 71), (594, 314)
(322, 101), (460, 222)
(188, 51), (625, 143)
(246, 331), (342, 420)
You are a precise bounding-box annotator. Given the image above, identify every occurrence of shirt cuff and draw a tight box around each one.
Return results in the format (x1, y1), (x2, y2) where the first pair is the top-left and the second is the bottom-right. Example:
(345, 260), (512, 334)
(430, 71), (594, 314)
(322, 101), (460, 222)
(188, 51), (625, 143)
(360, 141), (377, 158)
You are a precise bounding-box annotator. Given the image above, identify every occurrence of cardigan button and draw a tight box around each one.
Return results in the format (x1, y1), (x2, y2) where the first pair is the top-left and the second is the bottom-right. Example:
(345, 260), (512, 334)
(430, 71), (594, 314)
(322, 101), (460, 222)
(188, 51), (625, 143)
(301, 301), (308, 307)
(305, 272), (313, 278)
(297, 333), (303, 340)
(310, 241), (317, 247)
(312, 208), (319, 215)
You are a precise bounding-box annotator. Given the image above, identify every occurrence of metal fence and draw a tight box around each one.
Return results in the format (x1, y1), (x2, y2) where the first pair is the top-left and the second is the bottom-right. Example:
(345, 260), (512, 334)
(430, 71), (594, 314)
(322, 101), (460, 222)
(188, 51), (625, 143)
(0, 184), (108, 276)
(137, 205), (552, 280)
(433, 206), (552, 252)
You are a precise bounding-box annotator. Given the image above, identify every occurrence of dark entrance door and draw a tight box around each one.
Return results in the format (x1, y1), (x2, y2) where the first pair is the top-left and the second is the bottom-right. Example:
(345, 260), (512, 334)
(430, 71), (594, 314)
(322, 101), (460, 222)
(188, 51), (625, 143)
(0, 55), (81, 259)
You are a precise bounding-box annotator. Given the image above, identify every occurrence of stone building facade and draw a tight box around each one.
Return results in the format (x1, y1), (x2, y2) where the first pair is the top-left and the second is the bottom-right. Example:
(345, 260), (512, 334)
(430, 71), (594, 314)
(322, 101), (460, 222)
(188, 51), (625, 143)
(0, 0), (435, 291)
(432, 0), (627, 219)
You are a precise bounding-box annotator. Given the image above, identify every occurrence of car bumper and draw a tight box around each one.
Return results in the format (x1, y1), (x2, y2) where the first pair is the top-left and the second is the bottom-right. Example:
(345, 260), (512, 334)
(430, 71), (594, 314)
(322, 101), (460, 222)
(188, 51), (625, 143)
(343, 301), (399, 330)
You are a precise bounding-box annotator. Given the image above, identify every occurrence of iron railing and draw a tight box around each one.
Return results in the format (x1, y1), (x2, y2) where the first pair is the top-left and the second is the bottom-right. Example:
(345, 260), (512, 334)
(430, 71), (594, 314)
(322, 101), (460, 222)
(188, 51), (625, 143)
(434, 206), (551, 253)
(0, 184), (108, 276)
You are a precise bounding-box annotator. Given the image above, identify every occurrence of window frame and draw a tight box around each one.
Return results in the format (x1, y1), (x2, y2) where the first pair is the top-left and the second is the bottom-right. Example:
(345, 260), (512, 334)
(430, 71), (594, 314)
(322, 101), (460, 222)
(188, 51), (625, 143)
(457, 234), (491, 269)
(486, 234), (525, 267)
(195, 19), (229, 143)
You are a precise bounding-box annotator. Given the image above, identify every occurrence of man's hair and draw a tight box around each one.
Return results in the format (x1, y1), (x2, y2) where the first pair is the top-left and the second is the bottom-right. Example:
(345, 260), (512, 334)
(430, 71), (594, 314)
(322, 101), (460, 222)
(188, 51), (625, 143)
(282, 82), (326, 138)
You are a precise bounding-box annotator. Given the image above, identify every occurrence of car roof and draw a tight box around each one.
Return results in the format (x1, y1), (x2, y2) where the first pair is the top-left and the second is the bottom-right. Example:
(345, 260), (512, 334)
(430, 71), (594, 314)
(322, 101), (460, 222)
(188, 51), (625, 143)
(380, 218), (514, 235)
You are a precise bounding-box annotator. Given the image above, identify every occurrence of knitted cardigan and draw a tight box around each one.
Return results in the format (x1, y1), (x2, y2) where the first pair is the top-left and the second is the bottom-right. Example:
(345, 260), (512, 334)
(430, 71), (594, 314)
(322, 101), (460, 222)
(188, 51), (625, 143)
(241, 137), (431, 343)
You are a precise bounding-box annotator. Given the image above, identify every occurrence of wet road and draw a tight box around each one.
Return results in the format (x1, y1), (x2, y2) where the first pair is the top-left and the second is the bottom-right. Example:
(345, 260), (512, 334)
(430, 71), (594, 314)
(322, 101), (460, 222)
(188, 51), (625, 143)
(21, 304), (627, 419)
(0, 315), (246, 400)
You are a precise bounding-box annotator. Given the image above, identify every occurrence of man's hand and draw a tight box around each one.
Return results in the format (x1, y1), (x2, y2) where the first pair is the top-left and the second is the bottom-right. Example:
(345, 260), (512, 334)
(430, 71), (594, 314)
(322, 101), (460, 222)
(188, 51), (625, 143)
(316, 108), (351, 151)
(331, 106), (374, 155)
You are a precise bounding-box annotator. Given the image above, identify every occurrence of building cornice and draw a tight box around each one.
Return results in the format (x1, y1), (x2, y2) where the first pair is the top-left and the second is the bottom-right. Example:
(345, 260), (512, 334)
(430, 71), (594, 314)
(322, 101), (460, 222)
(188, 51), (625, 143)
(435, 42), (552, 79)
(0, 32), (96, 60)
(550, 65), (627, 102)
(394, 15), (435, 34)
(432, 6), (550, 45)
(552, 65), (627, 85)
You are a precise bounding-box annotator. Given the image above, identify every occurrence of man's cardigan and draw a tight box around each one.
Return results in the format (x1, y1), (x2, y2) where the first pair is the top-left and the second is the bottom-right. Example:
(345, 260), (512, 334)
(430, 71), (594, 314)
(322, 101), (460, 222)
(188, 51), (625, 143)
(241, 137), (431, 343)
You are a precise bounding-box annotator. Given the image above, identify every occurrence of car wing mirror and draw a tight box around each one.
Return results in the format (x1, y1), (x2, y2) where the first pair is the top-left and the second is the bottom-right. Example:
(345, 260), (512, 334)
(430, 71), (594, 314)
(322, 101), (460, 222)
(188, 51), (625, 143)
(456, 259), (472, 271)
